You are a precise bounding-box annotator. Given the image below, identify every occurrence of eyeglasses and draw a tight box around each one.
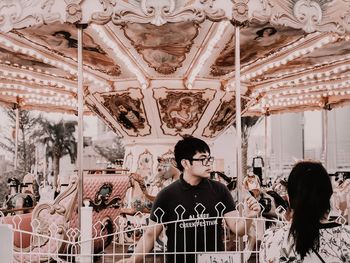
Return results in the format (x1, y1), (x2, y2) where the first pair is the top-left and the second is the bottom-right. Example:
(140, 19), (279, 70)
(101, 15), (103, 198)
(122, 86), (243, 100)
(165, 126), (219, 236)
(189, 156), (214, 166)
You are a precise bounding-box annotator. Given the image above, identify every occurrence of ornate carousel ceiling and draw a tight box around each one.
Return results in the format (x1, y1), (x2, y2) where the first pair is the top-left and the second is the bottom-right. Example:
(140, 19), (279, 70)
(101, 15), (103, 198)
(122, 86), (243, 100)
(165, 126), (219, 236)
(1, 0), (350, 139)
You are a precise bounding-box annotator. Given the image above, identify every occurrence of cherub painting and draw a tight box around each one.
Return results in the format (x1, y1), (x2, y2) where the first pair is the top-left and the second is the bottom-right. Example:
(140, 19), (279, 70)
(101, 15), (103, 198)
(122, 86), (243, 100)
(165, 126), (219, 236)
(113, 96), (145, 132)
(16, 23), (121, 77)
(210, 25), (305, 76)
(207, 99), (235, 134)
(155, 88), (216, 136)
(161, 94), (200, 131)
(169, 97), (195, 130)
(203, 93), (248, 138)
(102, 90), (151, 136)
(122, 22), (199, 74)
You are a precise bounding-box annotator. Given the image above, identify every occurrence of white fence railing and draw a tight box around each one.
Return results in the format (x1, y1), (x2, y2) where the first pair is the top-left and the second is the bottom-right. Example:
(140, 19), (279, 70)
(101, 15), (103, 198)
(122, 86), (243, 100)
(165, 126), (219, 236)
(1, 206), (290, 263)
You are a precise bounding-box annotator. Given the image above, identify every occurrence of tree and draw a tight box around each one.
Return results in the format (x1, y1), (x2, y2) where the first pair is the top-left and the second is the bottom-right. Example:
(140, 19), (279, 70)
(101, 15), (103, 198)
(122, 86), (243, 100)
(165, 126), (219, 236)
(35, 120), (77, 189)
(0, 107), (40, 173)
(93, 136), (125, 164)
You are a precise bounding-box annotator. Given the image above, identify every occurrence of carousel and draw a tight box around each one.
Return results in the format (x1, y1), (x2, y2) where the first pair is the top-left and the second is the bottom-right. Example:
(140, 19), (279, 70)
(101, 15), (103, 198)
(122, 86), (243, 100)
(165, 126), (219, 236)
(1, 0), (350, 262)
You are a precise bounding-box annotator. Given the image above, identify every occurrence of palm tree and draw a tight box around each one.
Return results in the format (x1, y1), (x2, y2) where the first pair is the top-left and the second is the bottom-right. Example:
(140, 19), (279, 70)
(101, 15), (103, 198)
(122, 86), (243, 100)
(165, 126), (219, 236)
(36, 120), (77, 189)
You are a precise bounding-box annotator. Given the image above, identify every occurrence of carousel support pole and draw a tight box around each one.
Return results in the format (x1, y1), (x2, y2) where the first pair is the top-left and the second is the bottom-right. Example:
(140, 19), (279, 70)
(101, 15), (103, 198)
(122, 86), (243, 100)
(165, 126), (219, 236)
(234, 25), (243, 208)
(234, 25), (245, 263)
(14, 104), (19, 171)
(323, 109), (328, 169)
(77, 25), (84, 230)
(264, 114), (268, 185)
(43, 144), (47, 184)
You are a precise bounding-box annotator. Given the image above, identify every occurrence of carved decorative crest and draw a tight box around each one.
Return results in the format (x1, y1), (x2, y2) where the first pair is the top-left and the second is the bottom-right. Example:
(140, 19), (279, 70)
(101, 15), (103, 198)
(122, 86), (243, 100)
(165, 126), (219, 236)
(269, 0), (348, 34)
(88, 183), (122, 212)
(65, 0), (83, 23)
(91, 0), (226, 26)
(232, 0), (249, 24)
(0, 0), (61, 32)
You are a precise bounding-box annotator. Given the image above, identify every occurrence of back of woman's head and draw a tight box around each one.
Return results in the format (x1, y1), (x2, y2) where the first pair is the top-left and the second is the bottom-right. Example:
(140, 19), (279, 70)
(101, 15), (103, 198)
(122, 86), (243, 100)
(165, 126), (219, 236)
(288, 161), (333, 259)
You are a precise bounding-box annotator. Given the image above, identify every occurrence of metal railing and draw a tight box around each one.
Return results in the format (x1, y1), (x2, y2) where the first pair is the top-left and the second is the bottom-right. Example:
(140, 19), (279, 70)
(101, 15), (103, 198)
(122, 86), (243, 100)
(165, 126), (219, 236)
(0, 203), (293, 263)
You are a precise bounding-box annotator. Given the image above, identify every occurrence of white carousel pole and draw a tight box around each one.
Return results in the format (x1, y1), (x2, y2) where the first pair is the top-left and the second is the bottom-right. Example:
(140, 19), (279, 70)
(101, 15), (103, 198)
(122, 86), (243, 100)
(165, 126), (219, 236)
(77, 25), (84, 230)
(14, 105), (19, 170)
(43, 143), (47, 184)
(264, 114), (268, 185)
(234, 26), (243, 206)
(323, 109), (328, 169)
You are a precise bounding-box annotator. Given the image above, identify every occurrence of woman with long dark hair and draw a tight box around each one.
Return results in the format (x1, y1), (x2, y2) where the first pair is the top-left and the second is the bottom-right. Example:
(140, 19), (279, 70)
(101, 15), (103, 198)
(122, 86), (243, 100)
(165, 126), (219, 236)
(260, 161), (350, 262)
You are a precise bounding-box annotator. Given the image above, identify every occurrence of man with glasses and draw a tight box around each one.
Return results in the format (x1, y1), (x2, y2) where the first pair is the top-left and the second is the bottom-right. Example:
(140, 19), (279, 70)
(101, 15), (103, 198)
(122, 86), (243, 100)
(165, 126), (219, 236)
(122, 136), (260, 263)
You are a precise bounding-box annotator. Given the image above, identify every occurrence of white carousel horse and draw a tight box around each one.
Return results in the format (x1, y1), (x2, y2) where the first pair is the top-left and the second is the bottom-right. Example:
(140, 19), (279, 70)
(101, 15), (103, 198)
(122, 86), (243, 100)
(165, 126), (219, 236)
(121, 173), (155, 216)
(147, 156), (180, 195)
(121, 157), (180, 215)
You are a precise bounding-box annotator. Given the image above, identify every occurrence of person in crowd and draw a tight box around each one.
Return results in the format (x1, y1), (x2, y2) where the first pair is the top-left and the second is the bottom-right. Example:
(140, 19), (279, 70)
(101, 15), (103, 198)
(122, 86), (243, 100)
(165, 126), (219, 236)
(120, 136), (260, 263)
(260, 161), (350, 262)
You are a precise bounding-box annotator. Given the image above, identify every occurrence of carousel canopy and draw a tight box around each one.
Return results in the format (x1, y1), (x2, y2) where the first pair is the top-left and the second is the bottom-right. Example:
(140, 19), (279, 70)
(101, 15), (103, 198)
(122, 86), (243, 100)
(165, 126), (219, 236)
(1, 0), (350, 139)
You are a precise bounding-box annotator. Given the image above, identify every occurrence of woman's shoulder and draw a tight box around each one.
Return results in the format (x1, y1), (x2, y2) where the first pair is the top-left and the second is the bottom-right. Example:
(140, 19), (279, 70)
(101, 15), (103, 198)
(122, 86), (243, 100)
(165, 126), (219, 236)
(263, 223), (290, 237)
(320, 223), (350, 239)
(319, 224), (350, 262)
(261, 224), (291, 250)
(259, 224), (291, 263)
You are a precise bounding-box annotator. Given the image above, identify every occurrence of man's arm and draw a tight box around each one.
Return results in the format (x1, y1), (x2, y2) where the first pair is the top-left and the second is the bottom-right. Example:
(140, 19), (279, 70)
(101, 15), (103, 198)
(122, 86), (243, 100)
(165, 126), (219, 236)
(119, 220), (163, 263)
(224, 195), (260, 236)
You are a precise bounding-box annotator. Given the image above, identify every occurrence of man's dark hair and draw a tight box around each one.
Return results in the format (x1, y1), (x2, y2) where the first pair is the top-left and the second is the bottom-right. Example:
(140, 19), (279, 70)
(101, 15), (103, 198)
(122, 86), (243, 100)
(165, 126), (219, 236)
(174, 136), (210, 172)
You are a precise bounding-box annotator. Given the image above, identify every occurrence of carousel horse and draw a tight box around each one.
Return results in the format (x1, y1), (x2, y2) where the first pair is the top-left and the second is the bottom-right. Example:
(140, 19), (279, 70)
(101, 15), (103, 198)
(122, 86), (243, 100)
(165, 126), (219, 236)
(117, 173), (157, 247)
(121, 157), (180, 215)
(2, 178), (36, 214)
(148, 156), (180, 194)
(118, 173), (167, 251)
(120, 173), (155, 216)
(118, 160), (180, 248)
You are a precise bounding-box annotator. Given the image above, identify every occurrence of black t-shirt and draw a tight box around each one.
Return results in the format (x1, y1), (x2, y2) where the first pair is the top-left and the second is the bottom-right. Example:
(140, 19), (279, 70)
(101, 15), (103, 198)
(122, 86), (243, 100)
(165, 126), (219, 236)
(150, 175), (236, 262)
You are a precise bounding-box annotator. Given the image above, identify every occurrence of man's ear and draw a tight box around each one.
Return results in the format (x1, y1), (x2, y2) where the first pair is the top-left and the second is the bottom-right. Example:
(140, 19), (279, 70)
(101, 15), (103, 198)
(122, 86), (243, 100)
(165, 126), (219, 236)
(181, 159), (190, 170)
